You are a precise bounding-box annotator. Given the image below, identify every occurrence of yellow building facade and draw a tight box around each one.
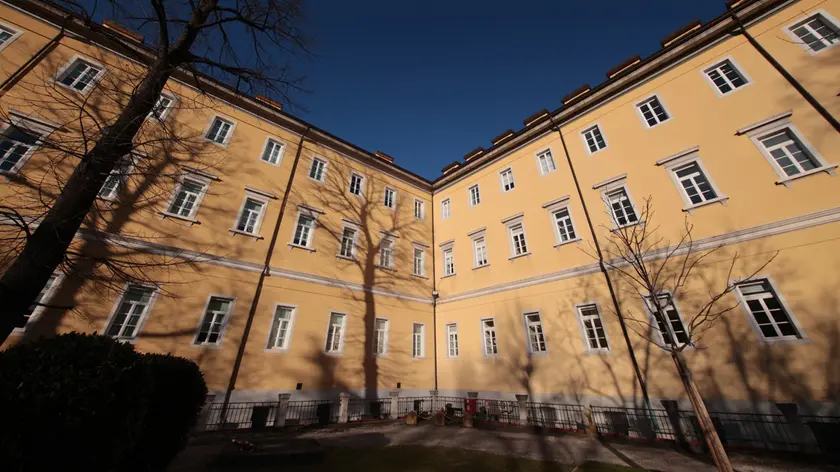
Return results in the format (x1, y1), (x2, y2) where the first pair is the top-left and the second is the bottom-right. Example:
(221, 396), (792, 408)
(1, 0), (839, 413)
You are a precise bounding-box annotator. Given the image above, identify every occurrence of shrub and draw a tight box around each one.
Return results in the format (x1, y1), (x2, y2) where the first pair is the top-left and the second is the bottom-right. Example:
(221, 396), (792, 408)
(0, 332), (208, 472)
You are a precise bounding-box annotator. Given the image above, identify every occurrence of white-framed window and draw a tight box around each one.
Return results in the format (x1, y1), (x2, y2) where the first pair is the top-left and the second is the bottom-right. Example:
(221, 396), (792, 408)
(704, 59), (748, 95)
(524, 312), (547, 353)
(373, 318), (389, 356)
(194, 296), (233, 346)
(413, 246), (426, 276)
(16, 272), (62, 330)
(260, 138), (285, 165)
(473, 236), (489, 268)
(636, 95), (670, 128)
(292, 212), (316, 247)
(412, 323), (425, 358)
(105, 284), (156, 340)
(348, 172), (364, 196)
(166, 175), (208, 219)
(324, 312), (346, 354)
(99, 154), (136, 200)
(552, 208), (577, 244)
(499, 167), (515, 193)
(785, 11), (839, 54)
(234, 196), (267, 235)
(309, 157), (328, 182)
(577, 304), (609, 352)
(446, 323), (459, 358)
(582, 125), (607, 154)
(442, 247), (455, 276)
(0, 114), (55, 175)
(508, 221), (529, 257)
(149, 93), (175, 121)
(56, 57), (104, 93)
(383, 187), (396, 209)
(605, 187), (639, 227)
(414, 199), (425, 219)
(0, 23), (22, 52)
(482, 318), (498, 356)
(536, 149), (557, 175)
(267, 305), (296, 350)
(441, 198), (452, 220)
(339, 226), (357, 259)
(736, 279), (804, 342)
(379, 237), (395, 269)
(645, 294), (689, 347)
(205, 116), (235, 145)
(468, 184), (481, 207)
(672, 161), (719, 206)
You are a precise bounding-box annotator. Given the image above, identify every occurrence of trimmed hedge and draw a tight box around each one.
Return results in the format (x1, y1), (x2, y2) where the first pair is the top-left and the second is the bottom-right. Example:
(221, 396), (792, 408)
(0, 332), (207, 472)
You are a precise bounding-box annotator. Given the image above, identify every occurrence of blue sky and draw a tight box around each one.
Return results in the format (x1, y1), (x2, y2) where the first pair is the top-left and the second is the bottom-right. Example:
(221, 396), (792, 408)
(284, 0), (726, 180)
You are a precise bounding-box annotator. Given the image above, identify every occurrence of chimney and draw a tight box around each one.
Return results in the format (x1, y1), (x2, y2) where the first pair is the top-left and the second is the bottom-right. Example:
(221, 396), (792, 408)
(102, 20), (144, 43)
(255, 95), (283, 111)
(374, 151), (395, 164)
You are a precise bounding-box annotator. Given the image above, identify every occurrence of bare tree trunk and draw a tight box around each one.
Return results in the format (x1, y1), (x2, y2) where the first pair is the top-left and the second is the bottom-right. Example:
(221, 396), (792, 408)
(672, 350), (733, 472)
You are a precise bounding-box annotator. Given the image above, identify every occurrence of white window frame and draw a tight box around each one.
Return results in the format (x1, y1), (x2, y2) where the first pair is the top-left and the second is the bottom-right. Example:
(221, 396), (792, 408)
(575, 302), (611, 354)
(535, 148), (557, 176)
(102, 283), (159, 342)
(499, 167), (516, 193)
(701, 57), (752, 98)
(471, 230), (489, 269)
(635, 94), (672, 129)
(480, 317), (499, 357)
(542, 195), (581, 247)
(656, 147), (728, 213)
(503, 213), (529, 259)
(324, 311), (348, 355)
(348, 172), (365, 196)
(260, 137), (286, 166)
(783, 9), (840, 55)
(468, 184), (481, 207)
(378, 234), (396, 269)
(203, 115), (237, 147)
(413, 198), (425, 220)
(163, 172), (211, 221)
(15, 271), (64, 333)
(288, 204), (322, 250)
(265, 303), (298, 352)
(0, 22), (23, 53)
(383, 186), (397, 209)
(99, 153), (138, 201)
(308, 156), (329, 182)
(0, 112), (58, 175)
(412, 244), (427, 277)
(54, 55), (106, 94)
(412, 322), (426, 359)
(337, 221), (358, 260)
(580, 124), (608, 155)
(594, 175), (641, 229)
(522, 311), (548, 354)
(192, 295), (235, 347)
(446, 322), (459, 359)
(232, 190), (270, 237)
(643, 293), (691, 349)
(733, 276), (808, 345)
(440, 240), (455, 277)
(441, 197), (452, 220)
(148, 92), (177, 122)
(373, 317), (390, 357)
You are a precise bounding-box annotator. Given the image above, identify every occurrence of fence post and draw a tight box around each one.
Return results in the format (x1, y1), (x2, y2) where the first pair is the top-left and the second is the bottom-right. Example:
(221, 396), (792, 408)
(389, 390), (400, 419)
(776, 403), (818, 453)
(515, 394), (528, 426)
(430, 389), (439, 412)
(273, 393), (291, 428)
(338, 393), (350, 424)
(584, 405), (597, 438)
(661, 400), (690, 449)
(194, 393), (216, 432)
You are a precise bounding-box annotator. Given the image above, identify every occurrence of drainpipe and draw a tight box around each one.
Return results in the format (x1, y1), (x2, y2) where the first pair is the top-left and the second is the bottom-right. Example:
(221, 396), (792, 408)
(0, 16), (69, 98)
(548, 114), (654, 412)
(730, 11), (840, 133)
(221, 126), (311, 418)
(431, 192), (439, 391)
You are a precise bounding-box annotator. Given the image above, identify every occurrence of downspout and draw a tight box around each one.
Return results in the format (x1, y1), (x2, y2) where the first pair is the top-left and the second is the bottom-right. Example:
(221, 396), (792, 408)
(431, 191), (439, 391)
(0, 16), (69, 98)
(548, 114), (654, 412)
(221, 126), (311, 416)
(730, 11), (840, 133)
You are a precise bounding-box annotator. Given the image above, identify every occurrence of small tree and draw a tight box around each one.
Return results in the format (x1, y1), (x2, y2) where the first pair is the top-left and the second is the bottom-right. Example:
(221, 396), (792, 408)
(594, 198), (775, 472)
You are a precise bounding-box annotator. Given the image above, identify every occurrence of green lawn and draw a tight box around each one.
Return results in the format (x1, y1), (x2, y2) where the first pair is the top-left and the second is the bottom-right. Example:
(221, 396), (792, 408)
(275, 446), (646, 472)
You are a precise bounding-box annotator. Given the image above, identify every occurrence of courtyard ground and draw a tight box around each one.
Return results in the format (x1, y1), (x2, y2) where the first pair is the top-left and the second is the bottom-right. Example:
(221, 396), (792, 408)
(168, 421), (840, 472)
